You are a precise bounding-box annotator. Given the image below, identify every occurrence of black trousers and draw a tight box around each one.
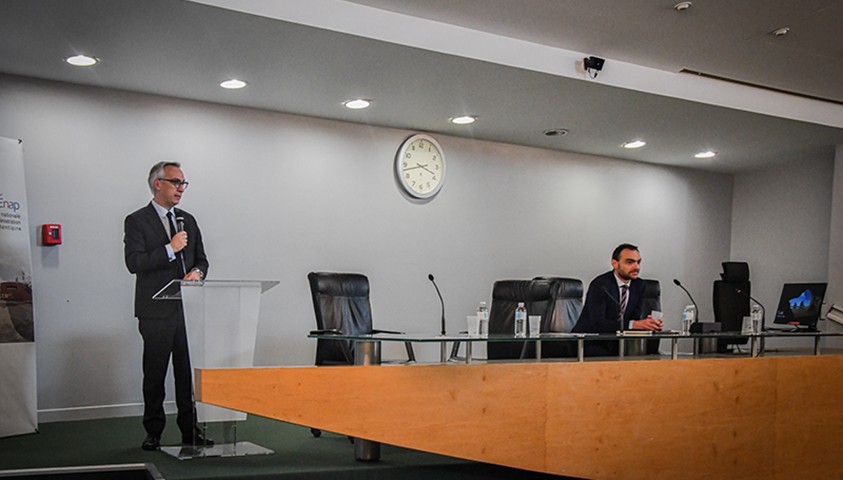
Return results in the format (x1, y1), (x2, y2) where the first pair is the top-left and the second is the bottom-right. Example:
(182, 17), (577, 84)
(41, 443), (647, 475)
(138, 314), (196, 438)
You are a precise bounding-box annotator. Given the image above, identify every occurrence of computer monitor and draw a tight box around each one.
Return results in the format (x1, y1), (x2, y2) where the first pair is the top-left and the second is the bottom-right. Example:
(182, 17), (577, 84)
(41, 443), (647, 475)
(773, 283), (827, 330)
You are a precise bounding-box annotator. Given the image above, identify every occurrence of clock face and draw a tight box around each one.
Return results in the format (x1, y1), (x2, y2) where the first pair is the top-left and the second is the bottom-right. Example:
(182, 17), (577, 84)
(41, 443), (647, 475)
(395, 134), (446, 199)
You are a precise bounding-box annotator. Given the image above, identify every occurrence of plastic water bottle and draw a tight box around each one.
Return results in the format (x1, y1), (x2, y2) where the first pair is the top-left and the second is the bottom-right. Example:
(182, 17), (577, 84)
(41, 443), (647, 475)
(514, 302), (527, 337)
(682, 304), (696, 335)
(477, 301), (489, 337)
(750, 303), (762, 333)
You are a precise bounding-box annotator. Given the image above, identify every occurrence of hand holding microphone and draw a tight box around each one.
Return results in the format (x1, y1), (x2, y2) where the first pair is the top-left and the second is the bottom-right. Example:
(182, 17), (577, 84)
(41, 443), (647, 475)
(170, 216), (188, 252)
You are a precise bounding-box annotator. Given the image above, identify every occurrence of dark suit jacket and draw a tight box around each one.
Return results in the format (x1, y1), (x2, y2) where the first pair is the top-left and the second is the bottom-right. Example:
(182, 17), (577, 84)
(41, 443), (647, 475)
(124, 202), (208, 319)
(572, 271), (645, 355)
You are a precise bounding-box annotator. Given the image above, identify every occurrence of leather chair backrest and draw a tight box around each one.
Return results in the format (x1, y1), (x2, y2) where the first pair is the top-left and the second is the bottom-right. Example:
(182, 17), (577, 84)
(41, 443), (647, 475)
(533, 276), (583, 333)
(641, 279), (661, 314)
(721, 262), (749, 282)
(488, 279), (556, 359)
(713, 262), (750, 348)
(640, 278), (661, 355)
(308, 272), (373, 365)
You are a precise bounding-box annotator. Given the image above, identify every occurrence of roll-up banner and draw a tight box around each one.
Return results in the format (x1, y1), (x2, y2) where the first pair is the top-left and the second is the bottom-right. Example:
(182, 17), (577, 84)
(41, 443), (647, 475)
(0, 136), (37, 437)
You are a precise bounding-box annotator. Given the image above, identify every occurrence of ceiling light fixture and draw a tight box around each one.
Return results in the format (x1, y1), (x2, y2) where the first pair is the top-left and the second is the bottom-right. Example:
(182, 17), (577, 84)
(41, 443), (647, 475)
(543, 129), (569, 137)
(771, 27), (790, 37)
(343, 99), (372, 109)
(622, 140), (646, 149)
(220, 79), (248, 89)
(450, 115), (477, 125)
(65, 54), (98, 67)
(695, 150), (716, 159)
(674, 2), (692, 12)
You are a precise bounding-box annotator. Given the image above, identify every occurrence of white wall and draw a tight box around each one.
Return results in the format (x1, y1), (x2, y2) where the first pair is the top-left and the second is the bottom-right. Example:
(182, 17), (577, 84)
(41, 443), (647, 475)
(826, 146), (843, 334)
(1, 74), (735, 420)
(730, 150), (836, 348)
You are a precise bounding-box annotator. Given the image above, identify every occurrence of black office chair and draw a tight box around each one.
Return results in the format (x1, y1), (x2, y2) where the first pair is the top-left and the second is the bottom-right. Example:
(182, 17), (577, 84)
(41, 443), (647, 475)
(449, 277), (574, 361)
(307, 272), (415, 437)
(640, 279), (661, 355)
(532, 277), (583, 357)
(487, 279), (556, 360)
(712, 262), (751, 352)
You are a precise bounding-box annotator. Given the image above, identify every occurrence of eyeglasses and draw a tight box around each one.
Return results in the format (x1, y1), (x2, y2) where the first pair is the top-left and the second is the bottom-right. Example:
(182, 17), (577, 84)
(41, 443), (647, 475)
(158, 178), (189, 190)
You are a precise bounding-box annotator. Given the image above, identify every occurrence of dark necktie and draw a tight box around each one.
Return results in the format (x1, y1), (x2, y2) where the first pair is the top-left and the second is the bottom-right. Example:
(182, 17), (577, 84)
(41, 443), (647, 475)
(618, 284), (628, 324)
(167, 211), (186, 275)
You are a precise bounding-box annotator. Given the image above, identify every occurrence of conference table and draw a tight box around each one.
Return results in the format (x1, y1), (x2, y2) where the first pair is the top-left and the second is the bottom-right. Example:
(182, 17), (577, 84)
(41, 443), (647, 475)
(307, 328), (843, 364)
(196, 329), (843, 480)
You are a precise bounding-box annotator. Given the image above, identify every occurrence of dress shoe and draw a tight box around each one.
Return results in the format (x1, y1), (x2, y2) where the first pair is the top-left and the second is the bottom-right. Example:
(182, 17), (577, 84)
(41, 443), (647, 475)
(182, 431), (214, 446)
(141, 435), (160, 451)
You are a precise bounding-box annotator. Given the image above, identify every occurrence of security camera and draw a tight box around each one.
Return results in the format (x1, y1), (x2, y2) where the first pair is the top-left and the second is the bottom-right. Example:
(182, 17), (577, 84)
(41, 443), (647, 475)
(583, 56), (605, 72)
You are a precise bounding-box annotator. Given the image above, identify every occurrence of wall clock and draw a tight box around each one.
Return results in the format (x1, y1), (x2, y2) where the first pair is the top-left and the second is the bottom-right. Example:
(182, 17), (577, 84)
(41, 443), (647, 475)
(395, 134), (446, 199)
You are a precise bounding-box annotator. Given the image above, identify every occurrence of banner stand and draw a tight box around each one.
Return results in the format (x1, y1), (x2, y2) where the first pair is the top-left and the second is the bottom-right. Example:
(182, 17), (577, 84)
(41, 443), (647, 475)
(0, 137), (37, 439)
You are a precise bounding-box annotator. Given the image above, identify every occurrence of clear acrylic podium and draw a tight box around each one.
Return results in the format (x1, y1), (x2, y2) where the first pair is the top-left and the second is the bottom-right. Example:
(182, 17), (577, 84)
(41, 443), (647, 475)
(152, 279), (279, 459)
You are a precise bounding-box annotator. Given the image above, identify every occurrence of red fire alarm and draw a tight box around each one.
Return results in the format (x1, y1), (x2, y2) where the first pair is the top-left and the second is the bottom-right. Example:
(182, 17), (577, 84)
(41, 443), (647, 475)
(42, 224), (62, 245)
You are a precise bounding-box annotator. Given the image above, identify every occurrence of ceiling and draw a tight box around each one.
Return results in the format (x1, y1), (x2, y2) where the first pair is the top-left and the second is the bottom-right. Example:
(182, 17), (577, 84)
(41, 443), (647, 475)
(1, 0), (842, 173)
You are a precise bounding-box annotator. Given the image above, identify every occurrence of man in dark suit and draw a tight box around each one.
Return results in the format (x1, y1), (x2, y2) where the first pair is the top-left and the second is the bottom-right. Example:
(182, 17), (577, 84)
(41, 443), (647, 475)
(572, 243), (662, 356)
(124, 161), (211, 451)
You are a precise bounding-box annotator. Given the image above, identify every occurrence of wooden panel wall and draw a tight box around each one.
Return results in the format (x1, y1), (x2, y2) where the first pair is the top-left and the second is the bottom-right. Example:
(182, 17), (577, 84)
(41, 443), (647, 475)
(196, 355), (843, 479)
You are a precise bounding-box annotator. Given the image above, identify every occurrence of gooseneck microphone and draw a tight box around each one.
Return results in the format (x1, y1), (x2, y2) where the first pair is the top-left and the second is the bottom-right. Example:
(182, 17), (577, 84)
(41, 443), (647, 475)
(428, 274), (446, 335)
(735, 288), (766, 332)
(673, 278), (700, 322)
(601, 286), (624, 331)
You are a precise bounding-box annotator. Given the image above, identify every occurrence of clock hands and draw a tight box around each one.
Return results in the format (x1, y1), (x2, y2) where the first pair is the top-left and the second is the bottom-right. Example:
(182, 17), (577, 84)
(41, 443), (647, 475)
(403, 163), (436, 175)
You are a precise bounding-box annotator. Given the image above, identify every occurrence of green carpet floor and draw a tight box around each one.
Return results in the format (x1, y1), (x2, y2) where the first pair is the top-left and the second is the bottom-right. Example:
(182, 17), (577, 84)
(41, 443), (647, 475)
(0, 415), (578, 479)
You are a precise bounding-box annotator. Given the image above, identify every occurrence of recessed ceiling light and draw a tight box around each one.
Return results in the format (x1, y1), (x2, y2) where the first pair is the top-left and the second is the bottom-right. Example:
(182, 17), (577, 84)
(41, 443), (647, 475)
(771, 27), (790, 37)
(65, 54), (98, 67)
(450, 115), (477, 125)
(543, 128), (569, 137)
(220, 79), (248, 89)
(695, 150), (717, 159)
(674, 2), (692, 12)
(622, 140), (646, 149)
(343, 99), (372, 109)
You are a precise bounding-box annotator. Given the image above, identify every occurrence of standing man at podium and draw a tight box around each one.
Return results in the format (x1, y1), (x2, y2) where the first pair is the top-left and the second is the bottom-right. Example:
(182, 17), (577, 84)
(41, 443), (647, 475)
(124, 161), (211, 451)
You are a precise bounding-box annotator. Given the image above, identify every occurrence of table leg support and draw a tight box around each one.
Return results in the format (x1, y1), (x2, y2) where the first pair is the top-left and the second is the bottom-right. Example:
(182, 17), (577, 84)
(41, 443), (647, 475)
(354, 340), (382, 462)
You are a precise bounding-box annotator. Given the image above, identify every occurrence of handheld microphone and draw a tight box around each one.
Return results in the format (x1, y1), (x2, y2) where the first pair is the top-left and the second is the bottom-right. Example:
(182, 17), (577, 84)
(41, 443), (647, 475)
(175, 216), (186, 276)
(428, 274), (446, 335)
(735, 288), (766, 332)
(673, 278), (700, 322)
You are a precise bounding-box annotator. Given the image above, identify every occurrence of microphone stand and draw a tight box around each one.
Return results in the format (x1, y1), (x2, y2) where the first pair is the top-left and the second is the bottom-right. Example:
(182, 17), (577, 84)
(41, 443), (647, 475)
(673, 279), (701, 323)
(428, 274), (447, 362)
(602, 286), (627, 357)
(736, 288), (766, 355)
(735, 288), (766, 332)
(601, 286), (624, 332)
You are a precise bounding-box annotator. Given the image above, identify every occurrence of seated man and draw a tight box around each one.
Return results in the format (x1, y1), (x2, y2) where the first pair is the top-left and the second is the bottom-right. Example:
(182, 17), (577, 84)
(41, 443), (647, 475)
(572, 243), (662, 356)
